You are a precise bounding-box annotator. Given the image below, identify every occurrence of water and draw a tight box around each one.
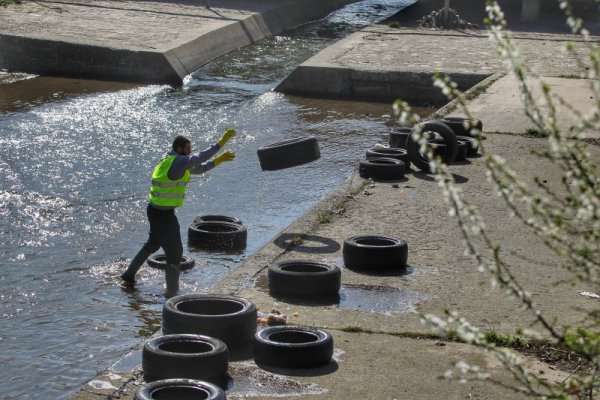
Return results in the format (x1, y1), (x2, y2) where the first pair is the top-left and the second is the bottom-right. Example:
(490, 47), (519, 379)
(0, 1), (418, 398)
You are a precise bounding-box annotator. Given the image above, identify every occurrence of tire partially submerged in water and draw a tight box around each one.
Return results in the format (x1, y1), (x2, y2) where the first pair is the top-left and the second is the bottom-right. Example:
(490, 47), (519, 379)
(188, 221), (247, 251)
(193, 214), (242, 226)
(147, 254), (195, 271)
(253, 326), (334, 369)
(134, 379), (226, 400)
(257, 137), (320, 171)
(162, 294), (257, 356)
(142, 334), (228, 386)
(343, 235), (408, 270)
(268, 260), (341, 298)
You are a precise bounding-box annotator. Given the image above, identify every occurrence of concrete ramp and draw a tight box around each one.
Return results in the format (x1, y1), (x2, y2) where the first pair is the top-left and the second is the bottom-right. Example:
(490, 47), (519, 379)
(0, 0), (357, 85)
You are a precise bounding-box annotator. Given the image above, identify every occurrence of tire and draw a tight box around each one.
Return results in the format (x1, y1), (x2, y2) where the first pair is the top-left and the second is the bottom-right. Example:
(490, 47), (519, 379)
(193, 214), (242, 226)
(162, 294), (257, 354)
(428, 139), (468, 162)
(188, 221), (247, 251)
(343, 235), (408, 270)
(456, 135), (479, 156)
(253, 326), (333, 368)
(365, 147), (409, 164)
(142, 334), (228, 386)
(257, 137), (320, 171)
(358, 158), (406, 181)
(134, 379), (226, 400)
(389, 127), (412, 149)
(268, 260), (341, 298)
(147, 254), (195, 271)
(441, 117), (483, 137)
(406, 121), (457, 173)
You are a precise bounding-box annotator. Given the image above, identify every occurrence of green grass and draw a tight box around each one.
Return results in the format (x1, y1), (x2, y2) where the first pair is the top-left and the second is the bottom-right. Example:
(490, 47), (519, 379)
(1, 0), (22, 6)
(318, 211), (331, 224)
(525, 127), (549, 137)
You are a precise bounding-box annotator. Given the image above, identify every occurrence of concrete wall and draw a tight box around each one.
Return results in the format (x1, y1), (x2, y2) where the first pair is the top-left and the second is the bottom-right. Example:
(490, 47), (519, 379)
(0, 0), (357, 85)
(275, 65), (489, 106)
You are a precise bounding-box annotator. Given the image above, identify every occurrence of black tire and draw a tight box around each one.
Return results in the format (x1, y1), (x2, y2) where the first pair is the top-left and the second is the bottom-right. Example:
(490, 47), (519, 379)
(253, 326), (333, 368)
(456, 135), (479, 156)
(358, 158), (406, 181)
(188, 221), (247, 251)
(365, 147), (409, 164)
(162, 294), (257, 354)
(257, 137), (320, 171)
(388, 127), (412, 149)
(406, 121), (457, 173)
(193, 214), (242, 226)
(343, 235), (408, 270)
(441, 117), (483, 137)
(268, 260), (341, 298)
(134, 379), (226, 400)
(147, 254), (195, 271)
(142, 334), (228, 386)
(428, 139), (468, 162)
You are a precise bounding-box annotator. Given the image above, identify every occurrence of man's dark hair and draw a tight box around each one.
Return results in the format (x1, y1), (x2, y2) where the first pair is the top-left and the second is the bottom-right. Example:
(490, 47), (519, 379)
(172, 135), (191, 152)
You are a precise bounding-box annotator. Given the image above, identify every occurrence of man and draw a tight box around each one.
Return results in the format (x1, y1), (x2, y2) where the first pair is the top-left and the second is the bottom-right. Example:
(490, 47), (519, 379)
(121, 128), (236, 297)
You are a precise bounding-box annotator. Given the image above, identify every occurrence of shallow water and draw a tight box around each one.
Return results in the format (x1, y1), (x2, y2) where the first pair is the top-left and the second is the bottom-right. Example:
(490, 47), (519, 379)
(0, 1), (422, 398)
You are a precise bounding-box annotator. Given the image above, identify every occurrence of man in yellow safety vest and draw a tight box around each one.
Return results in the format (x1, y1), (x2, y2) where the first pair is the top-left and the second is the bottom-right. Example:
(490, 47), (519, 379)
(121, 128), (236, 297)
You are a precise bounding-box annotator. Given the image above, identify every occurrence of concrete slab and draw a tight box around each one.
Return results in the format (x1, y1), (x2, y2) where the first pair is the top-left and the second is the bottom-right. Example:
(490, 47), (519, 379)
(0, 0), (357, 84)
(276, 24), (595, 105)
(448, 74), (600, 139)
(71, 330), (569, 400)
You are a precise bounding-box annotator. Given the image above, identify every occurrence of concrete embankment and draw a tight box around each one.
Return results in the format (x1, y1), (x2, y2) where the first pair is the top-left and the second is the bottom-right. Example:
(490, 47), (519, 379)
(69, 17), (600, 400)
(35, 0), (599, 397)
(0, 0), (356, 85)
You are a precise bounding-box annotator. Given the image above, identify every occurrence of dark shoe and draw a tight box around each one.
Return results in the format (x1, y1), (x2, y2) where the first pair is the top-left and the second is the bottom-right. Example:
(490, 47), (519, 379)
(120, 273), (136, 287)
(121, 248), (152, 287)
(164, 262), (180, 298)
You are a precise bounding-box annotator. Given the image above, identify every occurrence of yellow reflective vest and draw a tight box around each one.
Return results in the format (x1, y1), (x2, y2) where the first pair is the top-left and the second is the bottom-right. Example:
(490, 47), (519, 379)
(148, 155), (190, 208)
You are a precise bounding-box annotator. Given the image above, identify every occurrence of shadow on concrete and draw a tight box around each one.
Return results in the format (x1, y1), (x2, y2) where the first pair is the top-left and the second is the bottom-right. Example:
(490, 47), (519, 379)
(273, 233), (341, 254)
(254, 359), (339, 377)
(342, 264), (415, 277)
(269, 292), (341, 306)
(410, 171), (469, 184)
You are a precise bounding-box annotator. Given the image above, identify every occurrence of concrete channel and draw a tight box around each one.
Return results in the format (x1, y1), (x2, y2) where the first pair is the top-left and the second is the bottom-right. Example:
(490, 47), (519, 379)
(2, 0), (599, 399)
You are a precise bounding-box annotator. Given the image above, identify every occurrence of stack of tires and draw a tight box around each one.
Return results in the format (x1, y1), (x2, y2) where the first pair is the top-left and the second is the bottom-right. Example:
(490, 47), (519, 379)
(188, 215), (247, 252)
(382, 117), (482, 174)
(136, 293), (257, 399)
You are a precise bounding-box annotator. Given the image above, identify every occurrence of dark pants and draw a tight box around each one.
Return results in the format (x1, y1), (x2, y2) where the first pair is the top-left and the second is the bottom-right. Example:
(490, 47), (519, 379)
(141, 203), (183, 265)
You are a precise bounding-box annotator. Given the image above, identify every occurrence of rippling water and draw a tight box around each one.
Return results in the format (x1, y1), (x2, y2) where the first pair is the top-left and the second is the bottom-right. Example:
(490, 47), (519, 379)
(0, 1), (419, 398)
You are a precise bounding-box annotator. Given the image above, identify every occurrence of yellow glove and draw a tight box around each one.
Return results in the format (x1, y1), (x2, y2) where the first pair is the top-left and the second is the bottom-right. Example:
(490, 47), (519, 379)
(213, 150), (235, 166)
(217, 128), (236, 148)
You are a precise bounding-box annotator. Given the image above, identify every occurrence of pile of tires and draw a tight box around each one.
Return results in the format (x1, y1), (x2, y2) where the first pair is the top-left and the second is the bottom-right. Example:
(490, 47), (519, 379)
(257, 137), (320, 171)
(253, 325), (334, 369)
(134, 379), (226, 400)
(343, 235), (408, 271)
(188, 216), (247, 251)
(162, 294), (257, 358)
(142, 334), (229, 387)
(406, 120), (458, 173)
(268, 260), (341, 299)
(147, 254), (196, 271)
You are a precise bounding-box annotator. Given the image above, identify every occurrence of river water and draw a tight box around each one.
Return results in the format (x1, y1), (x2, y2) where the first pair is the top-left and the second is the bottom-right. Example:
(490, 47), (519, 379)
(0, 1), (419, 398)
